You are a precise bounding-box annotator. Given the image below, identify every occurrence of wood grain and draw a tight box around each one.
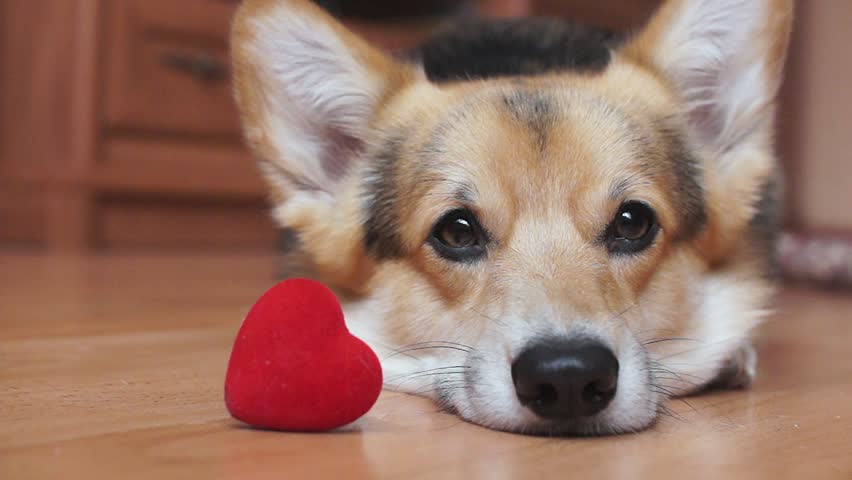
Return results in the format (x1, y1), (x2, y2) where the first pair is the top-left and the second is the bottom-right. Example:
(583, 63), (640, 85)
(1, 253), (851, 479)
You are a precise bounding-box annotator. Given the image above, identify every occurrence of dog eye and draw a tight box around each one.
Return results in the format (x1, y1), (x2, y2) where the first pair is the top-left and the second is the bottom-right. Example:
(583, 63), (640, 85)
(429, 209), (486, 262)
(606, 201), (658, 254)
(439, 216), (477, 248)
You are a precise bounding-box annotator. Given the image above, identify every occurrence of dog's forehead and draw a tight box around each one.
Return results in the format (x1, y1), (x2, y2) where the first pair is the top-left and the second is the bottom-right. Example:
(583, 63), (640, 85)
(419, 83), (652, 197)
(362, 73), (706, 259)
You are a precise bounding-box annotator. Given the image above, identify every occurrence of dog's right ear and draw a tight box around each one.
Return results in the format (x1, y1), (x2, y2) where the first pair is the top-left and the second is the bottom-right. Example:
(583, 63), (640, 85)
(231, 0), (416, 203)
(231, 0), (418, 291)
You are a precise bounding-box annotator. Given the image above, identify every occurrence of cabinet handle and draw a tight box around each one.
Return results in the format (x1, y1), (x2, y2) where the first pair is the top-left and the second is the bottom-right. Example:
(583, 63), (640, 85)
(161, 52), (228, 83)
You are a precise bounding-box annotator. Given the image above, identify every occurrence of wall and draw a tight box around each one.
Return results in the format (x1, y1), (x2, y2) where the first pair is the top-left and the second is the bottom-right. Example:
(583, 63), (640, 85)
(781, 1), (852, 232)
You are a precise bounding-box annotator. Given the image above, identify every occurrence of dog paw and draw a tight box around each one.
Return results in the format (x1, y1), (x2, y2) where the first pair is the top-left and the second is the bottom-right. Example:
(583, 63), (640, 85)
(711, 342), (757, 390)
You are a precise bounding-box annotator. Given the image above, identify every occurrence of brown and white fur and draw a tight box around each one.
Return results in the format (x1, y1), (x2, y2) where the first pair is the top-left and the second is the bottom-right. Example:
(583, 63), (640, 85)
(230, 0), (793, 435)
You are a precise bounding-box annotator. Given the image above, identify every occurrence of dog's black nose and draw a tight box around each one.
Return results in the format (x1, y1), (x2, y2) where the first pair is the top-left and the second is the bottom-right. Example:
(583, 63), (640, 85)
(511, 339), (619, 419)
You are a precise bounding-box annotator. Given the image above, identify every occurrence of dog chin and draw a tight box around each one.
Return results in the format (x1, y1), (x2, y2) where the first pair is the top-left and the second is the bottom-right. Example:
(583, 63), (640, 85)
(442, 388), (662, 436)
(474, 415), (658, 437)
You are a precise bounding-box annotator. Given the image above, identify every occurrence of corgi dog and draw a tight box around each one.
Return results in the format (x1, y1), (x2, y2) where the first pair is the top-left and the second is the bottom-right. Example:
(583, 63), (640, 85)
(230, 0), (793, 435)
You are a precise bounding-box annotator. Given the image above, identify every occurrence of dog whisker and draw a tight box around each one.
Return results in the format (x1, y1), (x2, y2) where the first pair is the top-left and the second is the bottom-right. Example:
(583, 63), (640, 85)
(385, 369), (470, 386)
(393, 340), (475, 351)
(469, 308), (506, 327)
(642, 337), (700, 346)
(384, 365), (472, 382)
(412, 380), (479, 397)
(385, 344), (473, 359)
(654, 336), (743, 361)
(646, 363), (709, 382)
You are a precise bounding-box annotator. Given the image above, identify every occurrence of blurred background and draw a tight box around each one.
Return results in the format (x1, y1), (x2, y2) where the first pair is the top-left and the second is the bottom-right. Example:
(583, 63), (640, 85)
(1, 0), (850, 287)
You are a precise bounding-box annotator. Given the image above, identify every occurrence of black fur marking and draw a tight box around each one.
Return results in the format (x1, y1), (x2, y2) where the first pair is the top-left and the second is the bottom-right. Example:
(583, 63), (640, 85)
(411, 17), (621, 83)
(610, 177), (637, 201)
(363, 133), (408, 260)
(669, 137), (707, 241)
(421, 116), (457, 160)
(453, 185), (476, 204)
(652, 123), (708, 241)
(501, 90), (554, 151)
(609, 116), (707, 243)
(435, 386), (459, 415)
(278, 227), (300, 254)
(276, 228), (320, 280)
(421, 98), (479, 159)
(749, 174), (783, 277)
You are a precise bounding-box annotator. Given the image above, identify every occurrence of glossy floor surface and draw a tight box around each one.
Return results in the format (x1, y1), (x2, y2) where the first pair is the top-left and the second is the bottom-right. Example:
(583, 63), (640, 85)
(1, 254), (851, 479)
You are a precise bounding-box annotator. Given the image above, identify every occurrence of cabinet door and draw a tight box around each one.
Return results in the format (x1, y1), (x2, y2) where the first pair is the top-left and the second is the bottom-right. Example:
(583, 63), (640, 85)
(103, 0), (241, 137)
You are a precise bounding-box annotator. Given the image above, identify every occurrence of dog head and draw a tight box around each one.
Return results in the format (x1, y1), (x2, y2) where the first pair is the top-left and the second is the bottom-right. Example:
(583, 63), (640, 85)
(231, 0), (792, 434)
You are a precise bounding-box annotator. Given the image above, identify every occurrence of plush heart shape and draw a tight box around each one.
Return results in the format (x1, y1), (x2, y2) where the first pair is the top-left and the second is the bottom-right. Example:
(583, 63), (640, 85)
(224, 278), (382, 431)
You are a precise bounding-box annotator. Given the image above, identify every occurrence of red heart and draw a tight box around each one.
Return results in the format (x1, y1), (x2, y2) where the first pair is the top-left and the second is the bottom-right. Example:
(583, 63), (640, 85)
(224, 278), (382, 431)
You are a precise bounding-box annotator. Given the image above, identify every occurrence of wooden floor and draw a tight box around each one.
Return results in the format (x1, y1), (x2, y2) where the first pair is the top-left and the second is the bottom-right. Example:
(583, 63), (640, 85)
(1, 253), (851, 479)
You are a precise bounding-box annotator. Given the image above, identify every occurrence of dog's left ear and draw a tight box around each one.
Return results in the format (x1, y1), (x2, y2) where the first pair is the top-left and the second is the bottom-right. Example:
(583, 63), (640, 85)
(625, 0), (793, 257)
(626, 0), (793, 152)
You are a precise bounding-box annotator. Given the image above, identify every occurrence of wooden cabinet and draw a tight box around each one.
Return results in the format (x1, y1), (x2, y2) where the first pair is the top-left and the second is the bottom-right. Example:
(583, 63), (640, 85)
(0, 0), (440, 252)
(1, 0), (271, 251)
(103, 0), (241, 137)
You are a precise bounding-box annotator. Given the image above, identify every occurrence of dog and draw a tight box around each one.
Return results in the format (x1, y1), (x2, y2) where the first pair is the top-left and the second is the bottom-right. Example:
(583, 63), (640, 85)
(230, 0), (793, 435)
